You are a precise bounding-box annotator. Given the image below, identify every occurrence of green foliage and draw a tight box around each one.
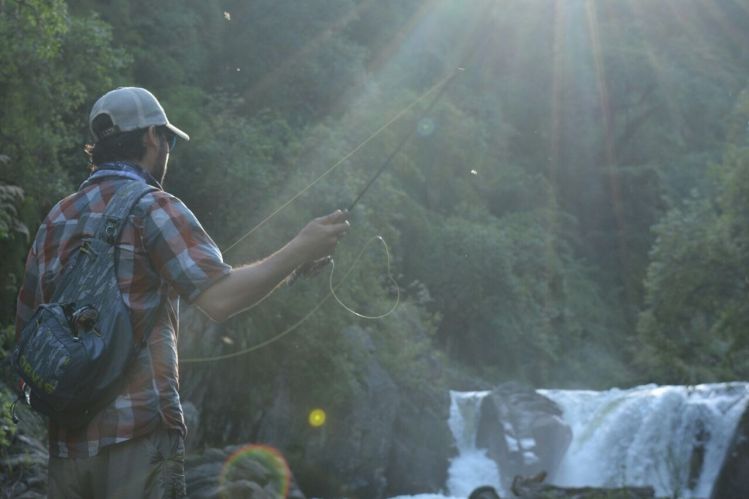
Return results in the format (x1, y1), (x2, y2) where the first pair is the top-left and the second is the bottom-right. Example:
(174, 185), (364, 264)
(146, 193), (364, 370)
(0, 0), (128, 326)
(0, 180), (27, 324)
(0, 181), (27, 241)
(64, 0), (749, 392)
(2, 1), (749, 461)
(374, 302), (447, 396)
(403, 205), (627, 386)
(637, 145), (749, 383)
(637, 82), (749, 383)
(165, 96), (299, 244)
(0, 387), (16, 453)
(0, 0), (129, 199)
(0, 324), (18, 453)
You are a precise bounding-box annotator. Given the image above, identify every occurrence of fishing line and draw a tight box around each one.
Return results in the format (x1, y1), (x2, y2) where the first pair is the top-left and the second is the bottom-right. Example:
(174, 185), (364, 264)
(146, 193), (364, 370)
(221, 68), (463, 256)
(180, 235), (394, 364)
(183, 0), (497, 362)
(205, 71), (457, 319)
(182, 77), (454, 364)
(329, 236), (399, 319)
(347, 68), (463, 211)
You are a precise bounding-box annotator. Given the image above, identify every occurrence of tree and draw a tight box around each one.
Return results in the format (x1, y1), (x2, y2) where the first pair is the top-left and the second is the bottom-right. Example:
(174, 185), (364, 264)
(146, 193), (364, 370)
(637, 89), (749, 382)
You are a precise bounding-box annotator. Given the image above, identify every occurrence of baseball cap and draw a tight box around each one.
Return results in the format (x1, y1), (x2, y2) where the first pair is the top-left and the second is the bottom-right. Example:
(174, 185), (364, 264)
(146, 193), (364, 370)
(89, 87), (190, 143)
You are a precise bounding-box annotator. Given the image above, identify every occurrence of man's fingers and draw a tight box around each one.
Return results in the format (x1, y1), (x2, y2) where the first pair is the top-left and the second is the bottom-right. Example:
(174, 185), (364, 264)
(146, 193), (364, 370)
(294, 210), (350, 264)
(318, 209), (350, 225)
(327, 221), (350, 237)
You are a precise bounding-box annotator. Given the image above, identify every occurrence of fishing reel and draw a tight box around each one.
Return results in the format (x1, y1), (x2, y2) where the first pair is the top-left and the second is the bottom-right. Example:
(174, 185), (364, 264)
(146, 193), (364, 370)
(288, 256), (333, 285)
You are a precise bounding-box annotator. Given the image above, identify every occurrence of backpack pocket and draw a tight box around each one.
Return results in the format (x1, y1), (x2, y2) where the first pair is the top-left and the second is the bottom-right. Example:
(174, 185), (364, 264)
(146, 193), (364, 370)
(12, 304), (100, 415)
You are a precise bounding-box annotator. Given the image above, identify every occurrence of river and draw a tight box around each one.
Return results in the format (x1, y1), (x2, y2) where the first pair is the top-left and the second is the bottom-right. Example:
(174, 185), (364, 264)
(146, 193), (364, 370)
(392, 383), (749, 499)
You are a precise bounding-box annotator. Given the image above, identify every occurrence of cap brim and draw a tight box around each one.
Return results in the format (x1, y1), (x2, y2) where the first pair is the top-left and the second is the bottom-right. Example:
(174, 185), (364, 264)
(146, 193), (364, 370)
(166, 123), (190, 141)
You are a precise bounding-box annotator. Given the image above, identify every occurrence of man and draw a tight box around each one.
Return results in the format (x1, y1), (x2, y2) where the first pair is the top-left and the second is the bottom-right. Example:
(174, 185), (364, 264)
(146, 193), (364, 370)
(15, 87), (349, 498)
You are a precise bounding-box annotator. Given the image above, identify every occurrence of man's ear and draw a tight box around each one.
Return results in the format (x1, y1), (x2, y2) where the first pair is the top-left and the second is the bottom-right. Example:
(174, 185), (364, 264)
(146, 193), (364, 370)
(143, 126), (160, 148)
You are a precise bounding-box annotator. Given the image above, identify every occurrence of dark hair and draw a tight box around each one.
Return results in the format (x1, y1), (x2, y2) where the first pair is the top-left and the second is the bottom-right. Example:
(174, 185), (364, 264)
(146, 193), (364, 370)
(84, 114), (172, 168)
(84, 129), (147, 168)
(85, 114), (146, 168)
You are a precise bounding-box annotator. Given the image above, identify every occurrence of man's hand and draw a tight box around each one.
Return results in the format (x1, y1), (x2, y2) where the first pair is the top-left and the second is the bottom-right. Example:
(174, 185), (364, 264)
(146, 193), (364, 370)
(289, 210), (350, 264)
(194, 210), (350, 322)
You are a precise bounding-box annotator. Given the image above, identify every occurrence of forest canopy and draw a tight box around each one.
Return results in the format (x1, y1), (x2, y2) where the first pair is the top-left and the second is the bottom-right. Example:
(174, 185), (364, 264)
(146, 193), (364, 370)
(2, 0), (749, 398)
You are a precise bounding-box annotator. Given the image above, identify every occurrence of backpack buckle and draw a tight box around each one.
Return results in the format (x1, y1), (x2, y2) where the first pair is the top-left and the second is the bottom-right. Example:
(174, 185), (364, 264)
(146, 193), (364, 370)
(103, 217), (120, 244)
(11, 384), (32, 424)
(72, 305), (99, 336)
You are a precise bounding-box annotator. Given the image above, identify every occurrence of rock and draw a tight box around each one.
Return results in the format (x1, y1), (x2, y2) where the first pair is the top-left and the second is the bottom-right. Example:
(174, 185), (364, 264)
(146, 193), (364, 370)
(0, 382), (49, 497)
(254, 324), (451, 498)
(468, 485), (502, 499)
(386, 392), (452, 496)
(711, 399), (749, 499)
(381, 305), (453, 496)
(272, 325), (402, 498)
(0, 430), (49, 498)
(217, 479), (268, 498)
(511, 473), (655, 498)
(476, 382), (572, 493)
(0, 432), (309, 499)
(178, 306), (455, 498)
(185, 444), (306, 499)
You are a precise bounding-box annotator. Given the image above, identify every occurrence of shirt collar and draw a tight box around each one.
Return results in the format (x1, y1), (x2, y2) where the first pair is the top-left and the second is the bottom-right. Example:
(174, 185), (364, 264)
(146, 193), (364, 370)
(80, 161), (163, 190)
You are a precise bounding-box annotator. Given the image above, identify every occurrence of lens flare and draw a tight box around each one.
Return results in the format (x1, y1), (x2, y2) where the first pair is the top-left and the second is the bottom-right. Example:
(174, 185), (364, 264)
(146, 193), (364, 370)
(220, 444), (291, 498)
(417, 118), (436, 137)
(308, 408), (327, 428)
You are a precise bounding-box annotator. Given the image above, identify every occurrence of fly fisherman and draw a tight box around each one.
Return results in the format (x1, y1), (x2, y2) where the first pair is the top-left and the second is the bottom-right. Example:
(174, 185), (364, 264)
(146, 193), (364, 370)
(14, 87), (350, 498)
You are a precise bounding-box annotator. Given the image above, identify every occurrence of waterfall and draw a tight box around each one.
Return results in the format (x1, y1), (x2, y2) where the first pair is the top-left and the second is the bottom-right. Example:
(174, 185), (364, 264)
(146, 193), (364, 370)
(445, 390), (504, 497)
(390, 390), (503, 499)
(539, 383), (749, 498)
(390, 383), (749, 499)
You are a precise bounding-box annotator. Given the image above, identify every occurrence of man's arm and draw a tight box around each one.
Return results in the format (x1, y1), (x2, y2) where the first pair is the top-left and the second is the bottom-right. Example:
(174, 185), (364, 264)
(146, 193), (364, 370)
(194, 210), (349, 322)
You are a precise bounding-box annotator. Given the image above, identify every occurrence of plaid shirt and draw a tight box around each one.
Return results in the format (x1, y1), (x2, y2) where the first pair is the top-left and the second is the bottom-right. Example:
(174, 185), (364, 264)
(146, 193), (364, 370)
(15, 164), (231, 458)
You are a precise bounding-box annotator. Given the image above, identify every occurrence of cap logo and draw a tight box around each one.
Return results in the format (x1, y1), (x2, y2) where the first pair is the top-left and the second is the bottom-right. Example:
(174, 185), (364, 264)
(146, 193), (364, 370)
(98, 125), (120, 139)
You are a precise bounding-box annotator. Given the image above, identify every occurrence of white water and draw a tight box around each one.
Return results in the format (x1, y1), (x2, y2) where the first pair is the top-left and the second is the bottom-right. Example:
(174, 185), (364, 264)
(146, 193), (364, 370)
(445, 390), (504, 497)
(540, 383), (749, 498)
(391, 390), (504, 499)
(392, 383), (749, 499)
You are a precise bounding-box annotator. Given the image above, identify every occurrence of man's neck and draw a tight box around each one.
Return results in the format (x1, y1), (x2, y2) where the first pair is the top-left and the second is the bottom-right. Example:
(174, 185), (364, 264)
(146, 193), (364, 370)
(91, 161), (162, 189)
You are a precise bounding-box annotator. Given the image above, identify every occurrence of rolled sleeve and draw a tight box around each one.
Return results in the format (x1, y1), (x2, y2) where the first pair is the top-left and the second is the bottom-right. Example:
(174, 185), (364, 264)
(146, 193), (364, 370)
(142, 193), (231, 302)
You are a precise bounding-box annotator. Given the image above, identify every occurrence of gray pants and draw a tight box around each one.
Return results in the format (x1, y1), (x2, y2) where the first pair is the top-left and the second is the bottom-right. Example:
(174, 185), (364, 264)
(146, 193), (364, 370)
(48, 428), (186, 499)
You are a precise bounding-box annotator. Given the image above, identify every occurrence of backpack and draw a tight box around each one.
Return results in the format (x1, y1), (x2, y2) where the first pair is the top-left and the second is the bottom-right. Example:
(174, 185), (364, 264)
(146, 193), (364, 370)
(11, 180), (157, 428)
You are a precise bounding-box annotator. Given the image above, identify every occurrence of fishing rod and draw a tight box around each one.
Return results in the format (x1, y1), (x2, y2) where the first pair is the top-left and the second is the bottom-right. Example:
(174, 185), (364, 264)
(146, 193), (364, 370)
(347, 67), (464, 211)
(290, 64), (469, 280)
(221, 0), (496, 256)
(181, 70), (462, 361)
(181, 1), (498, 363)
(289, 65), (467, 282)
(347, 1), (496, 210)
(219, 71), (457, 257)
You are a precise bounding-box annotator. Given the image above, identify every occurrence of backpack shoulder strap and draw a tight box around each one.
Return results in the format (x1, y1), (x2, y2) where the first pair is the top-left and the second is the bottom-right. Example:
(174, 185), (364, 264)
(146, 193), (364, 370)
(95, 181), (158, 245)
(54, 181), (157, 298)
(93, 180), (162, 347)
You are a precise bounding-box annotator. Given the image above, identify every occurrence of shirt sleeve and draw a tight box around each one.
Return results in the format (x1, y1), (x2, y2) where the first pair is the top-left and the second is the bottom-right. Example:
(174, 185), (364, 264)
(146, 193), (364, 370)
(141, 192), (232, 302)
